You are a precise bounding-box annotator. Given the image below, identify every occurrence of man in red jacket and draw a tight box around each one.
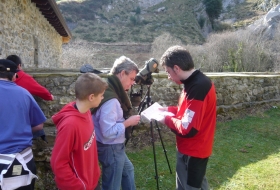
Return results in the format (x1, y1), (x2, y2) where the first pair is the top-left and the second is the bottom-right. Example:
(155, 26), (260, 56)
(158, 46), (217, 190)
(6, 55), (54, 101)
(51, 73), (107, 190)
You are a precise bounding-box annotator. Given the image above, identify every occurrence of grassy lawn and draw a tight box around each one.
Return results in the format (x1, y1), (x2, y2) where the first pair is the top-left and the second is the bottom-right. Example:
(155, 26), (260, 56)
(127, 107), (280, 190)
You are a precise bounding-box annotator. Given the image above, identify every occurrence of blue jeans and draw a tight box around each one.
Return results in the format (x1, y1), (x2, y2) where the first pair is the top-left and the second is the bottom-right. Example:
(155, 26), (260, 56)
(97, 142), (136, 190)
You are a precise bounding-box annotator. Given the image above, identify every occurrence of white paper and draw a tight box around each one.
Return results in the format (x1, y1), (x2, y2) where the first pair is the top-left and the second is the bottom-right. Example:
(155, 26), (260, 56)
(140, 102), (174, 121)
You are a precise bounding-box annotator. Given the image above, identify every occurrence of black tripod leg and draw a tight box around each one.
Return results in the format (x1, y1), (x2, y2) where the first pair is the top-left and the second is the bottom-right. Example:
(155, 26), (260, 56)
(125, 101), (147, 146)
(138, 102), (147, 114)
(150, 120), (159, 190)
(155, 121), (172, 174)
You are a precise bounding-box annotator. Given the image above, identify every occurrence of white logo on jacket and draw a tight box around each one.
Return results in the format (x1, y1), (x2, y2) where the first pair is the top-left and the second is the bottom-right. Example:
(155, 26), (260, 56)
(182, 109), (195, 129)
(84, 131), (95, 150)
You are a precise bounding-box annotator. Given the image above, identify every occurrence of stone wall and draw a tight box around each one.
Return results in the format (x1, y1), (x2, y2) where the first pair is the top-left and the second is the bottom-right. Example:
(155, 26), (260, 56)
(0, 0), (63, 68)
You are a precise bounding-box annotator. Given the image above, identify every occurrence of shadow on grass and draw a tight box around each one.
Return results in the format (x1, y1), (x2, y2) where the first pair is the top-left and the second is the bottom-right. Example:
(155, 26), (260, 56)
(207, 108), (280, 189)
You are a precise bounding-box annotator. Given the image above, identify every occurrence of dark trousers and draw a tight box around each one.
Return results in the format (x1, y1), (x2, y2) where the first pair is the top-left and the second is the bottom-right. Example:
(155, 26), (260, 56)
(95, 183), (101, 190)
(176, 151), (209, 190)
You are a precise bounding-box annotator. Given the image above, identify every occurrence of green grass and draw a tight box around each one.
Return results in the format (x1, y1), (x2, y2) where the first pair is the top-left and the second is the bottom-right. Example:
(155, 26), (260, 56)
(127, 107), (280, 189)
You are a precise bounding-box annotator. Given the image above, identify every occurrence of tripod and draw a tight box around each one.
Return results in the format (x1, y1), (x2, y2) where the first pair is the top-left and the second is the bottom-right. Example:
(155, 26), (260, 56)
(137, 85), (172, 190)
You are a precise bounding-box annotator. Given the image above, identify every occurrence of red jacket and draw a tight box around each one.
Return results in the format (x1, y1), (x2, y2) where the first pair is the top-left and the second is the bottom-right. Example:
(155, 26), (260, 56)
(15, 70), (53, 100)
(51, 102), (100, 190)
(165, 70), (216, 158)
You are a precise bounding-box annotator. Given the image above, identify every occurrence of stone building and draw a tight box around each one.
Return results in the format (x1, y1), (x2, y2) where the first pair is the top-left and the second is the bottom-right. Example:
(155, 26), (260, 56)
(0, 0), (71, 68)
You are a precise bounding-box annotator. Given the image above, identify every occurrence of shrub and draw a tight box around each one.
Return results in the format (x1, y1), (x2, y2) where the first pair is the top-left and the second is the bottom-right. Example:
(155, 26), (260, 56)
(213, 21), (232, 32)
(203, 0), (223, 27)
(186, 29), (279, 72)
(135, 6), (141, 15)
(151, 32), (184, 67)
(198, 16), (205, 28)
(130, 16), (137, 25)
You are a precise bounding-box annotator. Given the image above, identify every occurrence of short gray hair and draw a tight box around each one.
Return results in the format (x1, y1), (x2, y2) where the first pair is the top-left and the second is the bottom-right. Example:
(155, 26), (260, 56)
(110, 56), (139, 75)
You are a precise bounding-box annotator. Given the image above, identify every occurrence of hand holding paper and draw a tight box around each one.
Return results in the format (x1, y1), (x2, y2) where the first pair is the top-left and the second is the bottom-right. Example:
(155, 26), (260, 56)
(140, 102), (174, 123)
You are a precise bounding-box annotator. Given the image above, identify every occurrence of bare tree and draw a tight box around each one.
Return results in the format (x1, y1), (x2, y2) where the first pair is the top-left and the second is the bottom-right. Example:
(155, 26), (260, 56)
(151, 32), (184, 67)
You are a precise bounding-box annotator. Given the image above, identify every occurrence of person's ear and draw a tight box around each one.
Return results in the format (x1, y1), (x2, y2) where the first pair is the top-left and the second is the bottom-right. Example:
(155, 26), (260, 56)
(173, 65), (180, 73)
(122, 70), (126, 76)
(120, 70), (126, 78)
(88, 94), (95, 101)
(12, 73), (17, 82)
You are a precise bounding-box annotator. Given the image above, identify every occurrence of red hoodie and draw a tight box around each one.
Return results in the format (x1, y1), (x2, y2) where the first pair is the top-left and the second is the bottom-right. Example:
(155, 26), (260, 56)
(51, 102), (100, 190)
(15, 70), (53, 100)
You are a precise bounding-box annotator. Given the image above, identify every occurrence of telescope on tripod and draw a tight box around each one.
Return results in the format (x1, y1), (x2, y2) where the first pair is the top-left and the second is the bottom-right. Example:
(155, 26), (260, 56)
(129, 58), (172, 190)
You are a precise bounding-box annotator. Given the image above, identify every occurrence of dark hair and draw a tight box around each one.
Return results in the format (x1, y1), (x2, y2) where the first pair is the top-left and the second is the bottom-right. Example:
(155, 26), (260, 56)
(0, 69), (14, 81)
(160, 45), (194, 71)
(6, 55), (22, 67)
(75, 73), (108, 100)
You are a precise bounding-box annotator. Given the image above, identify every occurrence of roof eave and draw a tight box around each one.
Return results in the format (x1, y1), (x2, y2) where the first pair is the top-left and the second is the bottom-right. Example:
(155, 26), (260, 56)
(31, 0), (72, 42)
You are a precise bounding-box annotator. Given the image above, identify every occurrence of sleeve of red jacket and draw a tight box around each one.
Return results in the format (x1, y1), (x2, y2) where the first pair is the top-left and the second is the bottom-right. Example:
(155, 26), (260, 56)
(17, 74), (53, 101)
(165, 99), (203, 137)
(167, 106), (178, 115)
(51, 121), (85, 190)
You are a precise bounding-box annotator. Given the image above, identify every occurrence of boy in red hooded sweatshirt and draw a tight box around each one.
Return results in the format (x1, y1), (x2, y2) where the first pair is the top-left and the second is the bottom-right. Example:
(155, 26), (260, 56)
(51, 73), (107, 190)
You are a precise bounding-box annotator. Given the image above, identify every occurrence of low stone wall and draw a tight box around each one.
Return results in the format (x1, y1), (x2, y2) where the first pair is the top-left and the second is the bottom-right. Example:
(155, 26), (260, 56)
(27, 70), (280, 189)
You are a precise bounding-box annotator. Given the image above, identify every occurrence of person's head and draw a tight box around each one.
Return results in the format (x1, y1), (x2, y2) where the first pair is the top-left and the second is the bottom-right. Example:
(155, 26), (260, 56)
(0, 59), (18, 81)
(6, 55), (22, 70)
(160, 46), (194, 84)
(110, 55), (139, 91)
(75, 73), (108, 108)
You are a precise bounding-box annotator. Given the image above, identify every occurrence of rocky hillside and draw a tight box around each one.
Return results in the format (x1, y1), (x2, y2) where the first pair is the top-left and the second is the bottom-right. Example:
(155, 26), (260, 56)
(57, 0), (208, 44)
(56, 0), (280, 69)
(56, 0), (279, 44)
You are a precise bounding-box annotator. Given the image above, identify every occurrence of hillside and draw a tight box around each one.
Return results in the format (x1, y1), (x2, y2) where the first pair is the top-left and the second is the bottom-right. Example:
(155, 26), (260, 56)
(56, 0), (280, 70)
(219, 0), (267, 28)
(56, 0), (274, 44)
(57, 0), (206, 44)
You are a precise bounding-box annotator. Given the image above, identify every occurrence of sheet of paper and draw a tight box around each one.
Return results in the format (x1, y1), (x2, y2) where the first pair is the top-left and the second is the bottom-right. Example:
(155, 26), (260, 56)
(140, 102), (174, 121)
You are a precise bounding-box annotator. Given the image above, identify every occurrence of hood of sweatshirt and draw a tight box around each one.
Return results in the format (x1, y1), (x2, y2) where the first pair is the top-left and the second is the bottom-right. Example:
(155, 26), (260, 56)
(52, 102), (89, 129)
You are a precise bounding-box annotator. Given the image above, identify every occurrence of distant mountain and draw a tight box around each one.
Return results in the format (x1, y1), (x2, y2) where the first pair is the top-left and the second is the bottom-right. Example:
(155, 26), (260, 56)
(57, 0), (209, 44)
(56, 0), (278, 70)
(56, 0), (273, 44)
